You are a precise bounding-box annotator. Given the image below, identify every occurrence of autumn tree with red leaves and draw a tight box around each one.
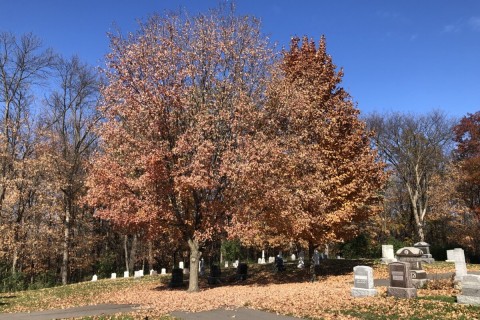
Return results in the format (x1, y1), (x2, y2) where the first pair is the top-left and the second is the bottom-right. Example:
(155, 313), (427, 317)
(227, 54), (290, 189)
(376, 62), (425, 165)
(225, 37), (387, 256)
(85, 8), (274, 292)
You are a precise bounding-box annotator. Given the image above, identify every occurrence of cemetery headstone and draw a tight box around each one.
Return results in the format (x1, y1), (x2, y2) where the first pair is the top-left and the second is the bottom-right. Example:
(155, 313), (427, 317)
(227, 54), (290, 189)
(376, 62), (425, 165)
(233, 260), (239, 268)
(351, 266), (377, 297)
(446, 249), (455, 263)
(387, 262), (417, 298)
(396, 247), (428, 288)
(381, 245), (397, 264)
(91, 274), (98, 282)
(111, 273), (117, 279)
(225, 261), (229, 268)
(261, 250), (266, 264)
(298, 251), (305, 269)
(124, 271), (129, 278)
(258, 258), (262, 264)
(134, 270), (144, 278)
(313, 250), (321, 266)
(199, 258), (205, 276)
(169, 268), (184, 287)
(274, 256), (286, 272)
(161, 268), (166, 275)
(268, 256), (275, 263)
(413, 242), (435, 263)
(457, 274), (480, 305)
(453, 248), (468, 281)
(208, 264), (222, 285)
(236, 263), (248, 281)
(150, 270), (157, 276)
(183, 267), (190, 275)
(291, 253), (296, 261)
(179, 261), (184, 269)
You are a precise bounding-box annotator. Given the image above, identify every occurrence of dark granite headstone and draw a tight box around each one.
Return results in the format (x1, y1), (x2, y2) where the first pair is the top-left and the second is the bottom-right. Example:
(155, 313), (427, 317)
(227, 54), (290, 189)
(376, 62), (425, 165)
(169, 268), (184, 287)
(389, 262), (411, 288)
(236, 263), (248, 281)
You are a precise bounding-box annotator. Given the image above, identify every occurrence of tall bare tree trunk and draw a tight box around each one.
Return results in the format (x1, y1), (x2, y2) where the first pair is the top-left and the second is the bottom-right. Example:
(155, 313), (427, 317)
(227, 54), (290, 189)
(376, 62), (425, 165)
(187, 238), (201, 292)
(128, 235), (137, 272)
(61, 206), (70, 285)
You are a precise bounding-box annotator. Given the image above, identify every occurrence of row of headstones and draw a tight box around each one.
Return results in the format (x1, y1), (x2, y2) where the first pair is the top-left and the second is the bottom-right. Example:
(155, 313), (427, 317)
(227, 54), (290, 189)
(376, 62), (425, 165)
(381, 242), (435, 264)
(258, 250), (330, 269)
(91, 268), (167, 281)
(353, 247), (480, 305)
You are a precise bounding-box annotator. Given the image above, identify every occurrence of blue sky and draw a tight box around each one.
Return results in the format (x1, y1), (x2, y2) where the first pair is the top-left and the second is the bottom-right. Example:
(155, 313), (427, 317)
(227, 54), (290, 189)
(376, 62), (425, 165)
(1, 0), (479, 118)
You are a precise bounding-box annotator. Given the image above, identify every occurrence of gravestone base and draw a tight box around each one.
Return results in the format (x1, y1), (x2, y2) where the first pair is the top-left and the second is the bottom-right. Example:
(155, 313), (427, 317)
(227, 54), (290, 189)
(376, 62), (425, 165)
(387, 286), (417, 298)
(446, 260), (455, 263)
(381, 258), (397, 264)
(412, 279), (428, 289)
(457, 295), (480, 305)
(351, 287), (378, 297)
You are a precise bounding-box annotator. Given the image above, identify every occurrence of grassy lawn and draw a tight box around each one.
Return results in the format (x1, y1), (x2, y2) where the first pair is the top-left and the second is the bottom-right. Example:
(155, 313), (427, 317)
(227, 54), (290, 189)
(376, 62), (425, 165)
(0, 261), (480, 319)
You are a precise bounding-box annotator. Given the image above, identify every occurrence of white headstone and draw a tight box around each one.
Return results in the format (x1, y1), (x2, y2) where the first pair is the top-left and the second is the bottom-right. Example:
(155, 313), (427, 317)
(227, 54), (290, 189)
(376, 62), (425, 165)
(258, 258), (262, 264)
(161, 268), (166, 275)
(150, 269), (157, 276)
(124, 271), (129, 278)
(134, 270), (144, 278)
(351, 265), (377, 297)
(179, 261), (184, 269)
(291, 254), (296, 261)
(446, 249), (455, 262)
(381, 245), (397, 264)
(92, 274), (98, 282)
(453, 248), (467, 281)
(233, 260), (239, 268)
(111, 273), (116, 279)
(268, 256), (275, 263)
(225, 261), (229, 268)
(457, 274), (480, 305)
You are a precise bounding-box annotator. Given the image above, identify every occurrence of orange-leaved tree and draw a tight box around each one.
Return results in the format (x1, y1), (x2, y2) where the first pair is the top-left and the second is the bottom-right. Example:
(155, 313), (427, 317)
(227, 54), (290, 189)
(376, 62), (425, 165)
(85, 8), (274, 291)
(225, 37), (387, 255)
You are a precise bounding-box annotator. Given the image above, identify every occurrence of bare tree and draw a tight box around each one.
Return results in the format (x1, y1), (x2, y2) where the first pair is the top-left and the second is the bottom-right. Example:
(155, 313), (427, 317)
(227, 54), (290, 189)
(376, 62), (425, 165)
(41, 55), (99, 285)
(0, 32), (55, 274)
(366, 111), (454, 241)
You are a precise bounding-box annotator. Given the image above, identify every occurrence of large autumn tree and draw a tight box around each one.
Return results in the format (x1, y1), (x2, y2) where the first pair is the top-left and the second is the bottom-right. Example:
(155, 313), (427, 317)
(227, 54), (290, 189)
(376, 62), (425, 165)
(225, 37), (387, 255)
(85, 8), (273, 291)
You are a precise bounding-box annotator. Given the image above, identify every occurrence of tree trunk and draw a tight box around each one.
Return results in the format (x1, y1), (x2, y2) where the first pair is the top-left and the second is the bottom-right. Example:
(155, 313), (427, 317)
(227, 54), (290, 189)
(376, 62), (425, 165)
(61, 205), (71, 285)
(187, 238), (201, 292)
(124, 235), (129, 273)
(128, 235), (137, 272)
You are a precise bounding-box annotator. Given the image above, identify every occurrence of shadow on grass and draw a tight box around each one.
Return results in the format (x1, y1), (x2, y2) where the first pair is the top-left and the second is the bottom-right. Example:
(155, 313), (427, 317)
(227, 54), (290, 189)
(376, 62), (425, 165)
(152, 259), (375, 291)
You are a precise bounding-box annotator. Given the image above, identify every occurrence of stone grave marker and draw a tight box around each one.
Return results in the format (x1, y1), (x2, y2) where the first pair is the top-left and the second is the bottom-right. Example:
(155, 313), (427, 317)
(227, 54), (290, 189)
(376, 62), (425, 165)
(312, 250), (321, 266)
(179, 261), (184, 269)
(236, 263), (248, 281)
(351, 266), (377, 297)
(381, 245), (397, 264)
(387, 262), (417, 298)
(161, 268), (166, 275)
(446, 250), (455, 262)
(396, 247), (428, 288)
(208, 265), (222, 285)
(413, 242), (435, 263)
(233, 260), (239, 268)
(298, 251), (305, 269)
(150, 269), (157, 276)
(111, 273), (116, 279)
(199, 258), (205, 276)
(457, 275), (480, 305)
(258, 258), (262, 264)
(134, 270), (144, 278)
(123, 271), (129, 278)
(453, 248), (468, 281)
(91, 274), (98, 282)
(169, 268), (184, 287)
(268, 256), (275, 263)
(291, 253), (296, 261)
(224, 261), (229, 268)
(260, 250), (266, 264)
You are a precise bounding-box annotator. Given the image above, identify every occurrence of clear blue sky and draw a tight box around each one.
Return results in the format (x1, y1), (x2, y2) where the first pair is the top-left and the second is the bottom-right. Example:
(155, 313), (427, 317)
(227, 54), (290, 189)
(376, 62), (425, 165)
(1, 0), (479, 118)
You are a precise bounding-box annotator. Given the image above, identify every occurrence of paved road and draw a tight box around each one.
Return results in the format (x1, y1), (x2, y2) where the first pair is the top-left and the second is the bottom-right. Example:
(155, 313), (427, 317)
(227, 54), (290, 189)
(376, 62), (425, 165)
(171, 308), (304, 320)
(0, 304), (139, 320)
